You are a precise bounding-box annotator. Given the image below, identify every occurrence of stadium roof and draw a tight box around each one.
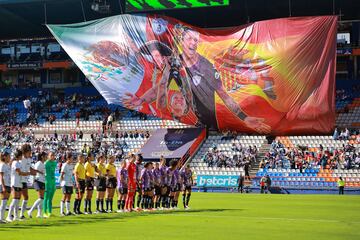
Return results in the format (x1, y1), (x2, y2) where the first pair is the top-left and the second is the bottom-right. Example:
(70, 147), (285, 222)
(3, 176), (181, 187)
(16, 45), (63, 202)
(0, 0), (359, 40)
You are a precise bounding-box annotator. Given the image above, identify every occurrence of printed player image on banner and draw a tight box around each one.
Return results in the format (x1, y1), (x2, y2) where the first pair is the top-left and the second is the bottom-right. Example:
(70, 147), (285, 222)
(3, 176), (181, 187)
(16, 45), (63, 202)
(47, 15), (337, 135)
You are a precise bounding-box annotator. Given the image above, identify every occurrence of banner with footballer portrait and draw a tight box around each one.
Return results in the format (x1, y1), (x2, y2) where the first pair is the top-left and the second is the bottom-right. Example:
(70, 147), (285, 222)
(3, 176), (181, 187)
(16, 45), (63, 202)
(47, 15), (337, 135)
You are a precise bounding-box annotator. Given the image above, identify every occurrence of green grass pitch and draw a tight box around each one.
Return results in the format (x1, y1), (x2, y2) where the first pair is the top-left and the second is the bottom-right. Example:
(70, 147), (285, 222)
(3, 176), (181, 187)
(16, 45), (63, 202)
(1, 190), (360, 240)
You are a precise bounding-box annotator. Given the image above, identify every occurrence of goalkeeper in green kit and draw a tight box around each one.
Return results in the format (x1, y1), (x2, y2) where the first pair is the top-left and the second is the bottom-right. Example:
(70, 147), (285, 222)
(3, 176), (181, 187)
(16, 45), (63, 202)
(43, 152), (57, 218)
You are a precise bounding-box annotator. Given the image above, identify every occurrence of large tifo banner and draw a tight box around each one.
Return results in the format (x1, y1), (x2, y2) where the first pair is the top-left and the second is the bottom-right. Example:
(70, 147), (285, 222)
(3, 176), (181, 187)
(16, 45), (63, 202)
(140, 128), (205, 161)
(47, 15), (337, 135)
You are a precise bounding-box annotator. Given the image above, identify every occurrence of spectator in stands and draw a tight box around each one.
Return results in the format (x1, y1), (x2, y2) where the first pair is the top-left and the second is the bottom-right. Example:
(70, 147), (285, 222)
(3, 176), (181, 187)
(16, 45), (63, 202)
(79, 131), (83, 140)
(102, 117), (107, 134)
(221, 131), (231, 141)
(133, 130), (139, 139)
(337, 177), (345, 195)
(144, 131), (150, 138)
(82, 144), (90, 155)
(107, 114), (113, 130)
(76, 111), (81, 127)
(71, 93), (77, 107)
(259, 159), (265, 169)
(345, 154), (352, 170)
(26, 112), (32, 125)
(339, 128), (350, 140)
(233, 153), (240, 164)
(23, 97), (31, 111)
(333, 128), (339, 140)
(49, 114), (56, 125)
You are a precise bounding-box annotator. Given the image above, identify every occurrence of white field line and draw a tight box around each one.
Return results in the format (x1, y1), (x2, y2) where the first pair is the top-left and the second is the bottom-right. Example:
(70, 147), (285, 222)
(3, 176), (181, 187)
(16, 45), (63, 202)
(166, 213), (360, 224)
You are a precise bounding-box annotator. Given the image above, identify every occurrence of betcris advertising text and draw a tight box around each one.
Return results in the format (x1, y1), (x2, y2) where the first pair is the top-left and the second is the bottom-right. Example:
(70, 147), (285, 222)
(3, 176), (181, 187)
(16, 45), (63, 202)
(196, 175), (238, 187)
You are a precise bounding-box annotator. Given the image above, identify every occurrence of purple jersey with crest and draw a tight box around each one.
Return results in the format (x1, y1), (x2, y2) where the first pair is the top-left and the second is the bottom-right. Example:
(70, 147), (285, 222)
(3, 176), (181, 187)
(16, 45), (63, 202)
(152, 168), (161, 186)
(181, 169), (193, 187)
(136, 163), (142, 182)
(174, 169), (181, 185)
(117, 168), (128, 188)
(148, 168), (155, 187)
(166, 167), (175, 187)
(159, 165), (168, 186)
(140, 168), (150, 189)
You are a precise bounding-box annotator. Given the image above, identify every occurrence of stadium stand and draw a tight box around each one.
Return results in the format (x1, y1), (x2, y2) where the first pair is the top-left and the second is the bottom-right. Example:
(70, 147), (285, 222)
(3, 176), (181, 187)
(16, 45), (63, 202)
(190, 134), (267, 177)
(252, 135), (360, 189)
(117, 119), (192, 130)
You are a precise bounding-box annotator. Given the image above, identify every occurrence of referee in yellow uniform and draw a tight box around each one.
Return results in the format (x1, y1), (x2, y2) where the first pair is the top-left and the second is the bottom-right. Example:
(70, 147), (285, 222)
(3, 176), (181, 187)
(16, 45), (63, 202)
(84, 153), (96, 214)
(105, 156), (117, 213)
(74, 154), (86, 214)
(95, 154), (107, 213)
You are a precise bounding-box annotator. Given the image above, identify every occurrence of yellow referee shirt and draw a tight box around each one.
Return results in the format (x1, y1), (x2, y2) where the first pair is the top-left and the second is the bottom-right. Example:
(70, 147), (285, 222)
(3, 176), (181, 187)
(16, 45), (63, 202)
(74, 162), (86, 180)
(106, 163), (116, 177)
(96, 163), (106, 176)
(337, 179), (345, 187)
(84, 162), (95, 178)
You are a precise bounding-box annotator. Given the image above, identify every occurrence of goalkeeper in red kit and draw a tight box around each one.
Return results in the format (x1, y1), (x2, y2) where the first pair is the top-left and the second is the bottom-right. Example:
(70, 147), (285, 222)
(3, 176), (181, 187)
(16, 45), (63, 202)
(124, 154), (136, 211)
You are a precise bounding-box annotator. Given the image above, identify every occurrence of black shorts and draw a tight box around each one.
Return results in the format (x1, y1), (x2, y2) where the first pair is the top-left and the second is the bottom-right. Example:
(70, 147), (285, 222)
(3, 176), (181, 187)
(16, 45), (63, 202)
(34, 180), (45, 191)
(184, 185), (192, 191)
(86, 178), (95, 191)
(136, 184), (142, 193)
(22, 182), (28, 189)
(164, 185), (171, 195)
(118, 187), (128, 195)
(155, 186), (161, 195)
(171, 185), (180, 193)
(76, 180), (86, 194)
(62, 186), (74, 195)
(106, 177), (117, 189)
(12, 186), (22, 192)
(97, 177), (106, 191)
(0, 186), (11, 194)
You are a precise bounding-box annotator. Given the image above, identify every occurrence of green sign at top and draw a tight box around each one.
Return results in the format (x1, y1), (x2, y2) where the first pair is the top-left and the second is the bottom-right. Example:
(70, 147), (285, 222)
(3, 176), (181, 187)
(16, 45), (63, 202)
(126, 0), (230, 12)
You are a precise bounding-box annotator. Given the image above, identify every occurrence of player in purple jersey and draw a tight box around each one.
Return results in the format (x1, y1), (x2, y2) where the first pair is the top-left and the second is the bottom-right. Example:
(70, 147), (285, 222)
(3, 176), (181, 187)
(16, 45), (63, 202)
(135, 154), (143, 209)
(159, 157), (168, 209)
(148, 162), (155, 209)
(152, 162), (162, 209)
(167, 160), (178, 209)
(181, 164), (193, 209)
(116, 161), (128, 212)
(172, 165), (182, 208)
(140, 162), (151, 210)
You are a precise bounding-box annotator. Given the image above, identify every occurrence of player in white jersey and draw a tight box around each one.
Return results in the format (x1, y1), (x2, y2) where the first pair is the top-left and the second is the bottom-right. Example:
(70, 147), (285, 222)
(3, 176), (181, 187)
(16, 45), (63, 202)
(7, 149), (30, 222)
(19, 144), (35, 219)
(0, 150), (11, 223)
(28, 152), (46, 218)
(60, 153), (74, 216)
